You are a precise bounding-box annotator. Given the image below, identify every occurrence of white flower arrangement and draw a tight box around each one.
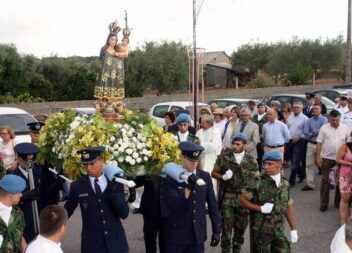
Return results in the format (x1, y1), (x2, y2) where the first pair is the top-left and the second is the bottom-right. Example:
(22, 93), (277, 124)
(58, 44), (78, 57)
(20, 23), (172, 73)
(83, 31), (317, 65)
(108, 122), (151, 175)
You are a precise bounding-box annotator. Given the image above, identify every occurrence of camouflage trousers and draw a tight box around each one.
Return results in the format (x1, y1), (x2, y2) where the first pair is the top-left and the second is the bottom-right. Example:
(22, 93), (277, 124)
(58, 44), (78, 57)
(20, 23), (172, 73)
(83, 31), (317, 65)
(220, 197), (248, 253)
(253, 227), (290, 253)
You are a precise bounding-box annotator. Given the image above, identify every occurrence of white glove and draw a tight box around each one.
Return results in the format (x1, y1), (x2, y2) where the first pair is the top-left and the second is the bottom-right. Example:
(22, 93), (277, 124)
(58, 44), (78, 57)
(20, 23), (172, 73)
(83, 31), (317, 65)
(290, 230), (298, 243)
(260, 203), (274, 214)
(222, 169), (233, 181)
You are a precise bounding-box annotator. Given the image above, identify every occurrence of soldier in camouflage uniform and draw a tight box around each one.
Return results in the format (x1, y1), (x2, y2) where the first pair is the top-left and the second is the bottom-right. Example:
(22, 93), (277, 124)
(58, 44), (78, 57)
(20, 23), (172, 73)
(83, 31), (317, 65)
(170, 113), (199, 144)
(239, 151), (298, 253)
(211, 133), (259, 253)
(0, 175), (27, 253)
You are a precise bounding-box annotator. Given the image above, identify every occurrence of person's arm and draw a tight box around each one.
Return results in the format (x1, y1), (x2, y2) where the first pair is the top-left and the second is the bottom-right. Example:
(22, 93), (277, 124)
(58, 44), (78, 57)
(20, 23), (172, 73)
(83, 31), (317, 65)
(109, 182), (129, 219)
(315, 142), (323, 169)
(239, 195), (261, 212)
(282, 124), (291, 144)
(21, 237), (27, 252)
(211, 155), (224, 181)
(64, 183), (78, 218)
(303, 120), (311, 140)
(285, 206), (297, 230)
(252, 124), (260, 145)
(336, 144), (351, 167)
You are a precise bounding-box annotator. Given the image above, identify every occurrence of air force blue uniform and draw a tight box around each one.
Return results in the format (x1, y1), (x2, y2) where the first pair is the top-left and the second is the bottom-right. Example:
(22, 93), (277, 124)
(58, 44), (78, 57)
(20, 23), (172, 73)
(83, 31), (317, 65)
(162, 168), (221, 253)
(64, 175), (129, 253)
(64, 146), (129, 253)
(134, 175), (168, 253)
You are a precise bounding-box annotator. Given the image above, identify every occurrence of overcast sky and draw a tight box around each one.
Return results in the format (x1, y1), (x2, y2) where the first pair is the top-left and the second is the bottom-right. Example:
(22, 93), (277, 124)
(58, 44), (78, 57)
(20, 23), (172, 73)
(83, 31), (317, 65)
(0, 0), (347, 58)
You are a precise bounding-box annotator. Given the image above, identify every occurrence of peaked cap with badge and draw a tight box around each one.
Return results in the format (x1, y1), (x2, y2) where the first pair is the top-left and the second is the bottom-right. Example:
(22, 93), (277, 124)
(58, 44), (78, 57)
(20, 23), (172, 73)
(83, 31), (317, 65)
(14, 142), (40, 164)
(77, 146), (106, 164)
(179, 141), (204, 161)
(27, 121), (45, 133)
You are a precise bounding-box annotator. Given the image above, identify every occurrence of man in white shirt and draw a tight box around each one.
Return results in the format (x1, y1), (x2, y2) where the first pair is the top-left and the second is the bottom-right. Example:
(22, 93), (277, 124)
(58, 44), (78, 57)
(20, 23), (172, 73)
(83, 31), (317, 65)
(342, 98), (352, 131)
(25, 205), (67, 253)
(316, 110), (350, 212)
(213, 108), (227, 137)
(170, 113), (199, 143)
(331, 217), (352, 253)
(196, 114), (222, 197)
(337, 96), (349, 115)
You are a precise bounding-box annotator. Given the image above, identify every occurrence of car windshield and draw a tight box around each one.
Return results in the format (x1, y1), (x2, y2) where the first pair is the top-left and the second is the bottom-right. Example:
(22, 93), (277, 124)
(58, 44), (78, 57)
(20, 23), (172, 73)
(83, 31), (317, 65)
(0, 114), (36, 134)
(321, 97), (336, 111)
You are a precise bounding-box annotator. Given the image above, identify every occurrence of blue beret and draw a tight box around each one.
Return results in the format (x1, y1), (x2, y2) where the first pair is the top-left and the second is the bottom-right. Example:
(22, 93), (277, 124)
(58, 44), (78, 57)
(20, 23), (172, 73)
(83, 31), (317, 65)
(14, 143), (40, 163)
(77, 146), (105, 164)
(176, 113), (190, 124)
(27, 121), (45, 133)
(0, 175), (26, 193)
(262, 151), (282, 161)
(232, 133), (248, 142)
(257, 102), (266, 108)
(179, 141), (204, 161)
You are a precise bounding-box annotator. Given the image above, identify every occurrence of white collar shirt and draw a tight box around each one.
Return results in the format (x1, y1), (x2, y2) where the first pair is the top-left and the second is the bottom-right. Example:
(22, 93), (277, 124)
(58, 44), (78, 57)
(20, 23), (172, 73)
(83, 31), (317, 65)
(89, 173), (108, 193)
(178, 131), (189, 142)
(24, 235), (63, 253)
(18, 166), (29, 179)
(342, 110), (352, 131)
(0, 202), (12, 227)
(317, 123), (350, 160)
(233, 151), (245, 164)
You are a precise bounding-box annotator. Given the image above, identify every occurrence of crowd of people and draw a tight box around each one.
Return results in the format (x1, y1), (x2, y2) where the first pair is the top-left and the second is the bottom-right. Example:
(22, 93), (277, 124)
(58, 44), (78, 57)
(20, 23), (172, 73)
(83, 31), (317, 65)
(1, 91), (352, 252)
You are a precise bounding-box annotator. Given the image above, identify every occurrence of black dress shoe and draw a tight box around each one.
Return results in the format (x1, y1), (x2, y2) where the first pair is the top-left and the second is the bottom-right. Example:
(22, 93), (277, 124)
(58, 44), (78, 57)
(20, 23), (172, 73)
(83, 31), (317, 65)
(320, 206), (327, 212)
(301, 186), (314, 191)
(133, 208), (140, 214)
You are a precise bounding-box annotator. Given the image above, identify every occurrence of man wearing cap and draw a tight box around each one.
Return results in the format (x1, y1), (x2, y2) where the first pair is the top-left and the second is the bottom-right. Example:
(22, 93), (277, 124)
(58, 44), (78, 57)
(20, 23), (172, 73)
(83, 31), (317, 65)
(162, 141), (221, 253)
(213, 108), (227, 137)
(303, 93), (315, 118)
(252, 102), (268, 170)
(0, 175), (27, 252)
(27, 122), (45, 144)
(170, 113), (199, 144)
(64, 146), (129, 253)
(167, 111), (196, 135)
(211, 133), (259, 253)
(240, 151), (298, 252)
(11, 143), (45, 242)
(27, 121), (65, 207)
(341, 98), (352, 131)
(337, 96), (349, 115)
(233, 108), (260, 160)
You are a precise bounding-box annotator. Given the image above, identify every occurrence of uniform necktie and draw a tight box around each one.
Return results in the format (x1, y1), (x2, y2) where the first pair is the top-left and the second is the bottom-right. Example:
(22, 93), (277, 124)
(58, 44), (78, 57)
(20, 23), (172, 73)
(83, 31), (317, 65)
(240, 122), (246, 132)
(94, 178), (103, 198)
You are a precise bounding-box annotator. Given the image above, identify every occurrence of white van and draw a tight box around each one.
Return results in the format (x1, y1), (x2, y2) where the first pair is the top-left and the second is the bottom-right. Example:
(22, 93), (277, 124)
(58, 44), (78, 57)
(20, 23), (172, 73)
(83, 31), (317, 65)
(0, 107), (37, 144)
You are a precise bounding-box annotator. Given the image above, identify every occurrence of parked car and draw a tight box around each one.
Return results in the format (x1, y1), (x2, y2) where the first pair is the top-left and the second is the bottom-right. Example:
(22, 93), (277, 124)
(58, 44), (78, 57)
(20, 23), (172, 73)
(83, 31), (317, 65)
(149, 101), (209, 127)
(207, 98), (261, 109)
(0, 107), (37, 143)
(333, 83), (352, 89)
(311, 89), (351, 101)
(266, 94), (336, 115)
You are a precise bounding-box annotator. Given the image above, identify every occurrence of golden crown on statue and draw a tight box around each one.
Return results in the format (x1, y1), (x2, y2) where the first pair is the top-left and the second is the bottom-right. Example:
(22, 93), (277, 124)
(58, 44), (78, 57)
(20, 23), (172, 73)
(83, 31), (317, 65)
(109, 20), (121, 34)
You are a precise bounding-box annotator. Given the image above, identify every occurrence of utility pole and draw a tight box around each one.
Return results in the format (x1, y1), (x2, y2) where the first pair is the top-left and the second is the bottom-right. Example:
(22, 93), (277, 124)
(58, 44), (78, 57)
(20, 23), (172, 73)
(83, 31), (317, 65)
(192, 0), (198, 128)
(346, 0), (352, 83)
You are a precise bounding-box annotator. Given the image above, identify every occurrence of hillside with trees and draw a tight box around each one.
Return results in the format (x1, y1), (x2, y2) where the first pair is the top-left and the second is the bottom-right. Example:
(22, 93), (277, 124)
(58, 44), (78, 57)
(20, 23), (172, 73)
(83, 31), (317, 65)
(0, 37), (346, 103)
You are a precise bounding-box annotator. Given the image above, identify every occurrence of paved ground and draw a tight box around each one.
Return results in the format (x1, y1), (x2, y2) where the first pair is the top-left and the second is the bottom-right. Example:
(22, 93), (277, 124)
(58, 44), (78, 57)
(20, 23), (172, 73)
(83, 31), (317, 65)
(61, 168), (340, 253)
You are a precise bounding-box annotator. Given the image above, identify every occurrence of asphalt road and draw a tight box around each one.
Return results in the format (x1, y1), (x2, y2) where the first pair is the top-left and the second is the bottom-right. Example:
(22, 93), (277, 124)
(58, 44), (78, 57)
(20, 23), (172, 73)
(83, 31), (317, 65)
(61, 168), (340, 253)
